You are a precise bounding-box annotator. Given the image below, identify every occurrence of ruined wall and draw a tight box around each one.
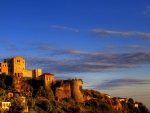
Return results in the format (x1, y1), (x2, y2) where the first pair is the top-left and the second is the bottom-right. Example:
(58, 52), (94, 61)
(55, 83), (71, 101)
(71, 79), (83, 102)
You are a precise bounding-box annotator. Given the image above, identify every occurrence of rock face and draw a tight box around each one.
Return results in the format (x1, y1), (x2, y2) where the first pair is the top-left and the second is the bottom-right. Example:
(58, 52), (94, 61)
(71, 79), (83, 102)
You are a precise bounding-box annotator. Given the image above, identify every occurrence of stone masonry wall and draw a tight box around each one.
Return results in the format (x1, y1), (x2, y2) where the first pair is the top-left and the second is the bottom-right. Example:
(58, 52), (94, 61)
(55, 83), (71, 101)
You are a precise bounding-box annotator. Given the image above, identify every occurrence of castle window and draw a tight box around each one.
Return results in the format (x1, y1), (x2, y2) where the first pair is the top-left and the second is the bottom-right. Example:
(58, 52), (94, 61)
(17, 60), (20, 62)
(0, 69), (1, 72)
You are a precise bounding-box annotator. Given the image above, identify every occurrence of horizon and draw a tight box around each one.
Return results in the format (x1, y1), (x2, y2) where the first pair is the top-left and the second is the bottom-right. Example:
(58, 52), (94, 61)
(0, 0), (150, 109)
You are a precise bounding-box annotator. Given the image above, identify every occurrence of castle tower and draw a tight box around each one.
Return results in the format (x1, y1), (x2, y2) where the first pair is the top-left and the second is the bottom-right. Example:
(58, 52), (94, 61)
(0, 62), (8, 75)
(4, 59), (12, 75)
(34, 68), (42, 79)
(12, 56), (25, 77)
(71, 79), (83, 102)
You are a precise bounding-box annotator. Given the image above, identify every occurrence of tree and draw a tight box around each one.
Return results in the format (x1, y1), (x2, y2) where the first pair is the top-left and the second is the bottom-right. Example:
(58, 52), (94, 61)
(27, 98), (36, 109)
(42, 100), (53, 112)
(0, 74), (6, 89)
(128, 98), (134, 104)
(0, 89), (7, 101)
(36, 86), (54, 100)
(10, 95), (24, 113)
(4, 75), (15, 89)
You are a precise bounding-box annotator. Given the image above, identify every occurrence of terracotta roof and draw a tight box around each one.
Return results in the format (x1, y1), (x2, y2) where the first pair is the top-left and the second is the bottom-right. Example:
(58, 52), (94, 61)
(39, 73), (54, 77)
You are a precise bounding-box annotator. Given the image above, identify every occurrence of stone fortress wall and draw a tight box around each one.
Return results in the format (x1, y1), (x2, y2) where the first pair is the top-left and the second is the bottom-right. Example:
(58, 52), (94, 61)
(55, 81), (71, 101)
(55, 79), (84, 102)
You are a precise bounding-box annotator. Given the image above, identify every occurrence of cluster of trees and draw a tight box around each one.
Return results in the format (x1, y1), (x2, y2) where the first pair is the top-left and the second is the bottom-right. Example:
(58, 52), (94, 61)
(0, 74), (15, 89)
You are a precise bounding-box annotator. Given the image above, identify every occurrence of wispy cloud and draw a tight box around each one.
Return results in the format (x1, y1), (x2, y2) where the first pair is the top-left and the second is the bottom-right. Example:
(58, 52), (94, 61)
(102, 45), (148, 52)
(0, 39), (11, 43)
(92, 29), (150, 39)
(143, 6), (150, 15)
(94, 78), (150, 90)
(8, 44), (20, 51)
(51, 25), (79, 32)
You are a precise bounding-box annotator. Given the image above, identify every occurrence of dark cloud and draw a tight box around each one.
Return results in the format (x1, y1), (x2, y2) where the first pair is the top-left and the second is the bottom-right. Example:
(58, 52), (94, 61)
(94, 78), (150, 90)
(25, 49), (150, 73)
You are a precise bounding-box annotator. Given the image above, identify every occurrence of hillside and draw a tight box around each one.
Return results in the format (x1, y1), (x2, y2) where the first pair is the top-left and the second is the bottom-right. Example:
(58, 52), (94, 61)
(0, 74), (149, 113)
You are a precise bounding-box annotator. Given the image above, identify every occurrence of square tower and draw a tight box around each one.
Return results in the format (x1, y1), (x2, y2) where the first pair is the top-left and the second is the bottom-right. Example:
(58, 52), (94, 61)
(12, 56), (25, 77)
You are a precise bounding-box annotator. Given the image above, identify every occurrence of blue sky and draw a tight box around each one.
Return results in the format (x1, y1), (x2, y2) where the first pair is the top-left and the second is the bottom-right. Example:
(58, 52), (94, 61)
(0, 0), (150, 109)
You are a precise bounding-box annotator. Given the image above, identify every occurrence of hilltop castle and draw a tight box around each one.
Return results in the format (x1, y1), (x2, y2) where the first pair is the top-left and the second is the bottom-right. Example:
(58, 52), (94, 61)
(0, 56), (85, 102)
(0, 56), (42, 79)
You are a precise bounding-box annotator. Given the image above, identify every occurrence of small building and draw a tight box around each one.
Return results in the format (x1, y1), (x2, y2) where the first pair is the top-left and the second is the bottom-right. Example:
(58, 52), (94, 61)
(38, 73), (54, 87)
(105, 94), (111, 98)
(1, 102), (11, 110)
(0, 62), (8, 75)
(118, 98), (128, 103)
(134, 103), (138, 108)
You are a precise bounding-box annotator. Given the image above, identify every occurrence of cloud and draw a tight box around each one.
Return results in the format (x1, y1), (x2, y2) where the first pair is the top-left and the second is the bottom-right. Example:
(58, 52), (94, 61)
(0, 39), (11, 43)
(8, 44), (19, 51)
(143, 6), (150, 15)
(51, 25), (79, 32)
(2, 40), (150, 73)
(91, 29), (150, 39)
(25, 48), (150, 73)
(102, 45), (148, 52)
(94, 78), (150, 90)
